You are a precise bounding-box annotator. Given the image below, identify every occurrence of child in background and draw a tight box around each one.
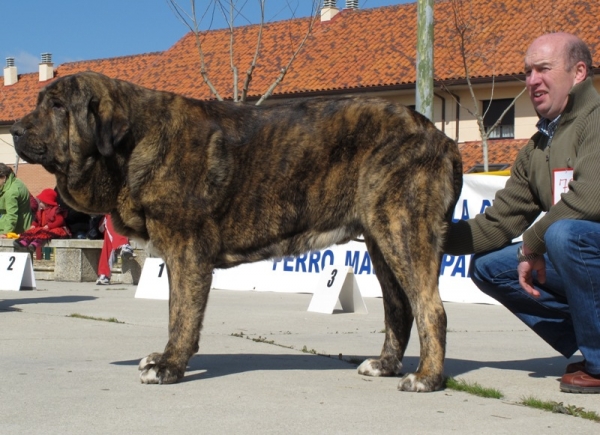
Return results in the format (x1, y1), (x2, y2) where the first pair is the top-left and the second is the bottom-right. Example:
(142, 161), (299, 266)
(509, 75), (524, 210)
(13, 188), (70, 252)
(96, 214), (134, 285)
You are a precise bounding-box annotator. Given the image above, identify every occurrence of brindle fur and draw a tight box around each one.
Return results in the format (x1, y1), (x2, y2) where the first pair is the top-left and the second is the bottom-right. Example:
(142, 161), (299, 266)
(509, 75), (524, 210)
(11, 72), (462, 392)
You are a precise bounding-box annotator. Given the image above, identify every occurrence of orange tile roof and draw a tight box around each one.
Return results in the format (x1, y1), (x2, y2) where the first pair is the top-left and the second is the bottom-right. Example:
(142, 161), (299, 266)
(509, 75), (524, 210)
(134, 0), (600, 99)
(0, 52), (163, 123)
(459, 139), (529, 172)
(0, 73), (46, 123)
(1, 0), (599, 120)
(56, 52), (163, 81)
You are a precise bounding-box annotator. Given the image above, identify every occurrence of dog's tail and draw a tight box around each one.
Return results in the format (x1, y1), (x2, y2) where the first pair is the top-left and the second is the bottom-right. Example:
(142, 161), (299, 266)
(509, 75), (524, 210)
(445, 138), (464, 225)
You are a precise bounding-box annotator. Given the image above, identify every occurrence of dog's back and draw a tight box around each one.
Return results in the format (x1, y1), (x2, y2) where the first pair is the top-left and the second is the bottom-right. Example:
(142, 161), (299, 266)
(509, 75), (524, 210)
(200, 97), (463, 268)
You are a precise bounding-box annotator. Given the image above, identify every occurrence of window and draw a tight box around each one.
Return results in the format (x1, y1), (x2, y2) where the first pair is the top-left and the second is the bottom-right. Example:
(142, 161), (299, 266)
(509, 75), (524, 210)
(482, 99), (515, 139)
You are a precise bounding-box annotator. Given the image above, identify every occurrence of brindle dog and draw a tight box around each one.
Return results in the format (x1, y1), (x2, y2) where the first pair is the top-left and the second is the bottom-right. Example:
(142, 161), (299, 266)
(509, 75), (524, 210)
(11, 72), (462, 392)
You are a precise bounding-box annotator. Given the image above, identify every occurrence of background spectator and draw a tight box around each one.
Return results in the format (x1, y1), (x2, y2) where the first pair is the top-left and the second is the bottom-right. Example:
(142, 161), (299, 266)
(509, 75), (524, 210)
(13, 188), (69, 252)
(96, 214), (134, 285)
(0, 163), (33, 237)
(55, 188), (97, 239)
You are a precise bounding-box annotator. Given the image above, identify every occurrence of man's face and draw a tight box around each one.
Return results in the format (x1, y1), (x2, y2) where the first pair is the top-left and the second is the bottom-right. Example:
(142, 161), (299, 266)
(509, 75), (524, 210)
(525, 36), (584, 120)
(0, 176), (6, 188)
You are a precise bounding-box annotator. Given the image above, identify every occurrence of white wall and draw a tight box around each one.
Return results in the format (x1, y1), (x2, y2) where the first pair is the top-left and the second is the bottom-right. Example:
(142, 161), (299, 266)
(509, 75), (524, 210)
(0, 126), (19, 165)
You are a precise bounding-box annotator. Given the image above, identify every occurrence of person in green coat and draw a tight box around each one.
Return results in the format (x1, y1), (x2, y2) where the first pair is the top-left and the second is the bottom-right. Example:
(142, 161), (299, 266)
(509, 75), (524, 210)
(0, 163), (33, 237)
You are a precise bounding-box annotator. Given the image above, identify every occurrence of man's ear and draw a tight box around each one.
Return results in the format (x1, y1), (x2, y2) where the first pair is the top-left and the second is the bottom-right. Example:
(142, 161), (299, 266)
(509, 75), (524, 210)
(574, 61), (587, 85)
(90, 98), (130, 157)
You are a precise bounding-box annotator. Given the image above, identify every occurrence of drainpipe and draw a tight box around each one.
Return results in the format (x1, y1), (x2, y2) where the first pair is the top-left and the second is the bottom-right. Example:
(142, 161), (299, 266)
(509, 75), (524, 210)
(453, 93), (460, 142)
(434, 93), (446, 134)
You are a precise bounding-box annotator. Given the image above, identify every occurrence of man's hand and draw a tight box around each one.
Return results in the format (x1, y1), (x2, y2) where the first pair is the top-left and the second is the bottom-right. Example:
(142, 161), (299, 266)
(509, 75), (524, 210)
(518, 245), (546, 297)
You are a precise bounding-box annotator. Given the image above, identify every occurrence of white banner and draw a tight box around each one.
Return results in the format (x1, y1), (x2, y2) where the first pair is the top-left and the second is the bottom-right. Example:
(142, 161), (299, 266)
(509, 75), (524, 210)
(210, 175), (509, 304)
(439, 174), (509, 304)
(135, 175), (509, 304)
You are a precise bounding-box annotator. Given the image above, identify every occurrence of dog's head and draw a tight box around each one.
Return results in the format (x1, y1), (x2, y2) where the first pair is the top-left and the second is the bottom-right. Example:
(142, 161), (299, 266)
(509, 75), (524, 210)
(10, 72), (132, 213)
(12, 71), (131, 170)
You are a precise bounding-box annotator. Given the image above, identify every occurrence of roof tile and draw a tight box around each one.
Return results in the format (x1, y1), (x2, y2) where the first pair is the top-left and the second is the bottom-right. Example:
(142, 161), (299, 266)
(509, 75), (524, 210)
(459, 139), (529, 172)
(1, 0), (599, 119)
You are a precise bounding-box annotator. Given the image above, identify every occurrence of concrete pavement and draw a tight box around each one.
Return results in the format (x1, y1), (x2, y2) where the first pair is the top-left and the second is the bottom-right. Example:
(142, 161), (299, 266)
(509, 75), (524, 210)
(1, 281), (598, 434)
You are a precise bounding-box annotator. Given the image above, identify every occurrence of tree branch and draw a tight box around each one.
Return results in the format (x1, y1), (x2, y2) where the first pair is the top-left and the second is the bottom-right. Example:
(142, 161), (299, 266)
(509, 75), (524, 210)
(240, 0), (265, 102)
(167, 0), (223, 100)
(255, 0), (320, 105)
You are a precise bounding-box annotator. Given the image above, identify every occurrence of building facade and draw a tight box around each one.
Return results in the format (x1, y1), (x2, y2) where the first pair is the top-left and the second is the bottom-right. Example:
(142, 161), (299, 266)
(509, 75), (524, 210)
(1, 0), (599, 194)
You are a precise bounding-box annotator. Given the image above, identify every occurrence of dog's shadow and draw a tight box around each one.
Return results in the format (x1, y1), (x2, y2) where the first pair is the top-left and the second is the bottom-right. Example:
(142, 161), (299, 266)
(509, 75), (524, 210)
(0, 295), (96, 312)
(112, 353), (568, 383)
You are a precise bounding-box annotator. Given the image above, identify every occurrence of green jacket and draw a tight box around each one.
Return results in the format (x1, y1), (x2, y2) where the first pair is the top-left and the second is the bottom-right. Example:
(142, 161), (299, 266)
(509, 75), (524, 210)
(445, 78), (600, 255)
(0, 173), (33, 234)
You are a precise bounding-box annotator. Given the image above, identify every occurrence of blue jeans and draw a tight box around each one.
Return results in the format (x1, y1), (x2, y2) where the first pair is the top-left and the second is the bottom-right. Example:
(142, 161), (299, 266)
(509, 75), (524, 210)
(471, 219), (600, 375)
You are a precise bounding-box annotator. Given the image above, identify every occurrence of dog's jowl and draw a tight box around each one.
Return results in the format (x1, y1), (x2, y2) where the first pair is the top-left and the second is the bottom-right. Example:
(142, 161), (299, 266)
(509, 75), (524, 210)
(11, 72), (462, 392)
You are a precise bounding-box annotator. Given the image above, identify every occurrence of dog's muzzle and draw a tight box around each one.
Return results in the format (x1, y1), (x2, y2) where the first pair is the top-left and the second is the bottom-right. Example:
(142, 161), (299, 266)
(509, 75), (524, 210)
(10, 123), (25, 148)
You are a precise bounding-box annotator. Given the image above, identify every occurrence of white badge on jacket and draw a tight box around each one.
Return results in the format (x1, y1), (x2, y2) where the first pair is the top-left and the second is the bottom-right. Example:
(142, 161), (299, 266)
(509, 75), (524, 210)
(553, 168), (574, 205)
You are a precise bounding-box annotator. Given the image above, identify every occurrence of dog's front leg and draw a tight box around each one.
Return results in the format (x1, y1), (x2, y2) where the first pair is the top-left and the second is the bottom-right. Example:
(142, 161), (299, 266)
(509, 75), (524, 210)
(139, 261), (213, 384)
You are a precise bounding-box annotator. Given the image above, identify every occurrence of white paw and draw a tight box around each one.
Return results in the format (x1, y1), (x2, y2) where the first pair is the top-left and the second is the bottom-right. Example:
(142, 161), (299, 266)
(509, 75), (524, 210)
(138, 354), (162, 384)
(398, 373), (427, 392)
(139, 366), (160, 384)
(357, 358), (403, 377)
(139, 355), (156, 370)
(357, 359), (382, 376)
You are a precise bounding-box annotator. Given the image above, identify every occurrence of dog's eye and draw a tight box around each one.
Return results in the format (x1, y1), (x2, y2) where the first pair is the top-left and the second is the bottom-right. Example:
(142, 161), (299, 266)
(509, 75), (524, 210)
(51, 101), (64, 111)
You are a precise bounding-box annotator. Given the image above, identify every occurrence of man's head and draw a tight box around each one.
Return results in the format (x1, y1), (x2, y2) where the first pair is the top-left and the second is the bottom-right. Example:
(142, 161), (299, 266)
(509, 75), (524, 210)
(524, 32), (592, 120)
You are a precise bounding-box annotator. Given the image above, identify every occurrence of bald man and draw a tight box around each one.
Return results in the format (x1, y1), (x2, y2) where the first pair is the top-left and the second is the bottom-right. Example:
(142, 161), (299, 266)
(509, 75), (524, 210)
(445, 32), (600, 394)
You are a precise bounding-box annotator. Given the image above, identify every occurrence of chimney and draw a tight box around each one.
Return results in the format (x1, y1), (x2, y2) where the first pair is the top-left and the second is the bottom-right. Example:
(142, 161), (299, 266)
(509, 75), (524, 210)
(4, 57), (18, 86)
(321, 0), (340, 21)
(39, 53), (54, 82)
(345, 0), (359, 9)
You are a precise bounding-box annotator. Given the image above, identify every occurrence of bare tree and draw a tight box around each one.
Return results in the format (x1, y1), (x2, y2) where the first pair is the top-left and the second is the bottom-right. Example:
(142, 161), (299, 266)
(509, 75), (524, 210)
(437, 0), (526, 172)
(167, 0), (322, 105)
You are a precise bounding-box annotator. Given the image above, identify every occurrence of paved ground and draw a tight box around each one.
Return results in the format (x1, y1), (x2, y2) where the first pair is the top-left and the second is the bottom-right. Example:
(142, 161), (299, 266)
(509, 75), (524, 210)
(1, 281), (599, 434)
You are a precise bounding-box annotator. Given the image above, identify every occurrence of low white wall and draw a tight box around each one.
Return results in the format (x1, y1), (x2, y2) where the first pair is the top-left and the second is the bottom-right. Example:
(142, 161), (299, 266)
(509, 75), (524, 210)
(210, 174), (509, 304)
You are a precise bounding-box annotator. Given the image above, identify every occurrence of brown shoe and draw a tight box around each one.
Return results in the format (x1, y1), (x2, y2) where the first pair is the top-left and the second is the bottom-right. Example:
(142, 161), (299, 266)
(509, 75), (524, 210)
(565, 359), (586, 374)
(560, 369), (600, 394)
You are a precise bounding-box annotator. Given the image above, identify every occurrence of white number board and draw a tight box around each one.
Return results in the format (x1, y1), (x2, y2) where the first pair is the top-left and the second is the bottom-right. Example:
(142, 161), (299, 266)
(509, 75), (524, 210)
(135, 258), (170, 300)
(0, 252), (36, 291)
(307, 265), (367, 314)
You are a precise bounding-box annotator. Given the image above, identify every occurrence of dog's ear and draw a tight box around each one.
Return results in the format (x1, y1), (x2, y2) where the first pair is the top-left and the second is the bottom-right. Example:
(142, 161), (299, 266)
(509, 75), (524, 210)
(90, 97), (130, 157)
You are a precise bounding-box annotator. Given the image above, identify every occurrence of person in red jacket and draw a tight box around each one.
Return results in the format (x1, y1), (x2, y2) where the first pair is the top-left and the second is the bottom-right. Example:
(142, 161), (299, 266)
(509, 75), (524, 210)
(13, 188), (70, 252)
(96, 214), (134, 285)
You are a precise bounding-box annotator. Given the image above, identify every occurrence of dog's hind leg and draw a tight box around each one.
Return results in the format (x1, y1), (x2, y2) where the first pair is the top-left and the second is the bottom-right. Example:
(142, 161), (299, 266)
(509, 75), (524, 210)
(364, 215), (447, 392)
(139, 259), (212, 384)
(377, 234), (447, 392)
(357, 236), (413, 377)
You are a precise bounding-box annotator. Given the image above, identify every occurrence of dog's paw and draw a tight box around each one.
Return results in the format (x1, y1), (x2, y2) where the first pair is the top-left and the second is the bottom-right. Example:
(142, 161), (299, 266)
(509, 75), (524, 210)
(397, 373), (443, 392)
(138, 352), (181, 385)
(357, 357), (402, 377)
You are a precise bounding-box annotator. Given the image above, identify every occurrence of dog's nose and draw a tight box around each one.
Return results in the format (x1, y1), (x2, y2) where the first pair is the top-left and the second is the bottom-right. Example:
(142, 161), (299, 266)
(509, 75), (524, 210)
(10, 123), (24, 140)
